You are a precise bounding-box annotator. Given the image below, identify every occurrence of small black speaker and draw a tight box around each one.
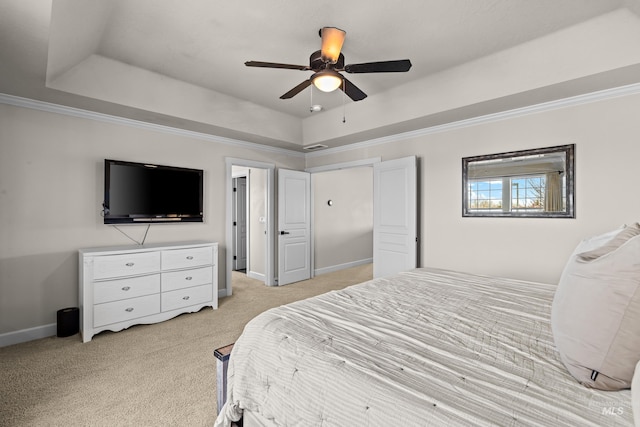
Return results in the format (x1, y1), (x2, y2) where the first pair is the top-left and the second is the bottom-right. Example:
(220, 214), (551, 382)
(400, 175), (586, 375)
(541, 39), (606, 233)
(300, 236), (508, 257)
(57, 307), (79, 337)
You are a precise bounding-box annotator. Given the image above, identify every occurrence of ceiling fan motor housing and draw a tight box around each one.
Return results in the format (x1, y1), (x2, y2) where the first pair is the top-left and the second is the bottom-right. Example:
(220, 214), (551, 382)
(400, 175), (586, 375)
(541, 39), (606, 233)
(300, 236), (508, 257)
(310, 50), (344, 70)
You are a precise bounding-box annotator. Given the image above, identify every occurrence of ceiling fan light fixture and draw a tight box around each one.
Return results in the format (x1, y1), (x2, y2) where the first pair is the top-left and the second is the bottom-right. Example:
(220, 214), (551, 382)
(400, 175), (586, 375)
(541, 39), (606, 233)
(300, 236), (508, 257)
(312, 69), (342, 92)
(320, 27), (346, 64)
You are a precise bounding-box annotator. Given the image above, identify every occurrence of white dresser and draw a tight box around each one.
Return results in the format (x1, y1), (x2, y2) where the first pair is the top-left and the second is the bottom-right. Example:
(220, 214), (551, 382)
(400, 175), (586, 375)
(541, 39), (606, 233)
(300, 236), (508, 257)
(79, 241), (218, 342)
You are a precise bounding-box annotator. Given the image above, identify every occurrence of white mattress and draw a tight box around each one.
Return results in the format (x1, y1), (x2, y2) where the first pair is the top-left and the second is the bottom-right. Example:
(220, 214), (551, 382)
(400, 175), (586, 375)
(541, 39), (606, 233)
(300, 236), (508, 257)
(215, 268), (633, 426)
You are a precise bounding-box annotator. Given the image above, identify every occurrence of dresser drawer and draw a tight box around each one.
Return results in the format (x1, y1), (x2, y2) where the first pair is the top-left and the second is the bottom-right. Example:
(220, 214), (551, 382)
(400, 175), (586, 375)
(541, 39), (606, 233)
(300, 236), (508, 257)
(94, 294), (160, 327)
(161, 246), (213, 270)
(161, 284), (213, 312)
(94, 274), (160, 304)
(162, 266), (212, 292)
(93, 252), (160, 280)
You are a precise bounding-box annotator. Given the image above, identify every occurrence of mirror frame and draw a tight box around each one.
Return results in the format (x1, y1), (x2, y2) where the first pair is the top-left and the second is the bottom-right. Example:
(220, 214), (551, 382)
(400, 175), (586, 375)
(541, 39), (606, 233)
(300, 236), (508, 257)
(462, 144), (575, 218)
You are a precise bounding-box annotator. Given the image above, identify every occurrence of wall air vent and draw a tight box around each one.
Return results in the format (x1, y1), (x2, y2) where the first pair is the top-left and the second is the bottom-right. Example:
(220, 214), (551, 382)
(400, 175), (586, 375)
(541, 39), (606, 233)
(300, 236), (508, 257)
(303, 144), (328, 151)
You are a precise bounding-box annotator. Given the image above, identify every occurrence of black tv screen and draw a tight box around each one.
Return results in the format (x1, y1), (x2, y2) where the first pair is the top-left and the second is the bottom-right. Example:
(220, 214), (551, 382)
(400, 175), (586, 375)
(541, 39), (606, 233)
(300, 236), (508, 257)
(103, 159), (203, 224)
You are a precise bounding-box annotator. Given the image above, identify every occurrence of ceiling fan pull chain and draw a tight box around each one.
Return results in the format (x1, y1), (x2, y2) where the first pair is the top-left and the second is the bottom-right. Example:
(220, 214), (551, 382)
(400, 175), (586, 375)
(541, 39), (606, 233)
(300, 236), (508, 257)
(342, 79), (346, 123)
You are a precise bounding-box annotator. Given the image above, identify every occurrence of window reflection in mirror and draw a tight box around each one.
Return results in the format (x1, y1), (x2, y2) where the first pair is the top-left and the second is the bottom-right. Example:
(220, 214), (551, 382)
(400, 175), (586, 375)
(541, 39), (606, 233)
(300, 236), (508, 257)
(462, 144), (575, 218)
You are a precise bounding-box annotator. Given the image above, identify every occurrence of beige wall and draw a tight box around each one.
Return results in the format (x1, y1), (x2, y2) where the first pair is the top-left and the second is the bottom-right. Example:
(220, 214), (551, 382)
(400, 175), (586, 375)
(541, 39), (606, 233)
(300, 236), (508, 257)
(312, 167), (373, 272)
(4, 88), (640, 338)
(307, 92), (640, 285)
(0, 103), (303, 335)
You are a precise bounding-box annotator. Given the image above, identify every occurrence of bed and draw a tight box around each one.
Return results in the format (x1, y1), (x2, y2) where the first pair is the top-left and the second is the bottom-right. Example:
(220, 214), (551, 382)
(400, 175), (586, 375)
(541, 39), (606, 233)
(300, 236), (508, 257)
(214, 267), (635, 426)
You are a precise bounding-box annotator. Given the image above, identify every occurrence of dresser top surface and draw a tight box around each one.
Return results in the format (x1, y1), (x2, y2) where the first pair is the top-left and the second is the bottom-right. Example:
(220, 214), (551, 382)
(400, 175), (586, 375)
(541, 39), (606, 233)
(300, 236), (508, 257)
(79, 241), (216, 256)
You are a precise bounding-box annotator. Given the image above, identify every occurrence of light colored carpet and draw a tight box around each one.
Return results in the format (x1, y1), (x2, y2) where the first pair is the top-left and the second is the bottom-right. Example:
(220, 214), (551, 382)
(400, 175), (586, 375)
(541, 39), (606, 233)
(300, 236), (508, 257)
(0, 264), (372, 426)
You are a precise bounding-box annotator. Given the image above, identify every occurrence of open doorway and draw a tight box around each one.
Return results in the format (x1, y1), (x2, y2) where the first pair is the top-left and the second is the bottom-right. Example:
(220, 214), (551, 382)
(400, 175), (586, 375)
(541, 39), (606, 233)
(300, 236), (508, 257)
(231, 166), (270, 282)
(307, 156), (417, 279)
(311, 166), (374, 275)
(225, 158), (275, 297)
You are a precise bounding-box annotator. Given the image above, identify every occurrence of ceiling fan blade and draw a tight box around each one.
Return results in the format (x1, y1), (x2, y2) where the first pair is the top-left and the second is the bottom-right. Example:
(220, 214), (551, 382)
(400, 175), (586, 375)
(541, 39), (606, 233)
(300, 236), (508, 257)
(344, 59), (412, 73)
(245, 61), (310, 71)
(340, 78), (367, 101)
(280, 80), (312, 99)
(320, 27), (346, 64)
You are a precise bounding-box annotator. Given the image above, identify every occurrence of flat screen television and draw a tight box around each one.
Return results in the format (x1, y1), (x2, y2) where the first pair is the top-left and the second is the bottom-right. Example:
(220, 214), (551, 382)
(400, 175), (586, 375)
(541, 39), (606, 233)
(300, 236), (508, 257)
(103, 159), (203, 224)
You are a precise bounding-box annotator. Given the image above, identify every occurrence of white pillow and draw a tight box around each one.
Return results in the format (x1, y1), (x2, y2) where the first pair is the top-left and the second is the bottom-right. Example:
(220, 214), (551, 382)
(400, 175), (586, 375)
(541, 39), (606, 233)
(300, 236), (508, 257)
(572, 225), (626, 255)
(633, 360), (640, 427)
(552, 228), (640, 390)
(577, 223), (640, 262)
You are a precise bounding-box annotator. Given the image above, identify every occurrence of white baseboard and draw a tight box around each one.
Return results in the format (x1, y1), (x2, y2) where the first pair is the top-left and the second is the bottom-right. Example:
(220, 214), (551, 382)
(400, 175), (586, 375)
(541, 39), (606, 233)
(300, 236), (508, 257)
(0, 323), (57, 348)
(247, 271), (266, 282)
(314, 258), (373, 276)
(218, 289), (228, 298)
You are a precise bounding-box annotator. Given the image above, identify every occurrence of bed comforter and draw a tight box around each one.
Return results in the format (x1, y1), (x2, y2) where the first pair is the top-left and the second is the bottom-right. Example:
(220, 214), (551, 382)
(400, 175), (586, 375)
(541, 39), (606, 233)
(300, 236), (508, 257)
(215, 268), (633, 426)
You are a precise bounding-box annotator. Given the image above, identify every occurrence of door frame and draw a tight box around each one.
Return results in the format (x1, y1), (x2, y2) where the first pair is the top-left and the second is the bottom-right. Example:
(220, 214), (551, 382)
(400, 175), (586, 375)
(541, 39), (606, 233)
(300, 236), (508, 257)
(225, 158), (275, 297)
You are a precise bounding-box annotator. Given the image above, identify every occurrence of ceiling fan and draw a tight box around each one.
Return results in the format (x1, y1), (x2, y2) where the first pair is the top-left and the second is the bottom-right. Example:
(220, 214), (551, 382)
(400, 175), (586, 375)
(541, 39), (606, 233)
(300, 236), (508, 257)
(245, 27), (412, 102)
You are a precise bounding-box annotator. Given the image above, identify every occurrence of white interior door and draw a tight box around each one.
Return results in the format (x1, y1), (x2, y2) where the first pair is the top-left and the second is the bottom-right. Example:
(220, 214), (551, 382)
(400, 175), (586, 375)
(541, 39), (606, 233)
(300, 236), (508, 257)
(278, 169), (311, 285)
(232, 177), (247, 270)
(373, 156), (417, 278)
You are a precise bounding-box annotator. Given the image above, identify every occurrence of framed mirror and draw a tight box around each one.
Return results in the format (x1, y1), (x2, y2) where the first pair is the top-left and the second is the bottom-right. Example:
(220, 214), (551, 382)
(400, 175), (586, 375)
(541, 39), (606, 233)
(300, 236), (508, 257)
(462, 144), (575, 218)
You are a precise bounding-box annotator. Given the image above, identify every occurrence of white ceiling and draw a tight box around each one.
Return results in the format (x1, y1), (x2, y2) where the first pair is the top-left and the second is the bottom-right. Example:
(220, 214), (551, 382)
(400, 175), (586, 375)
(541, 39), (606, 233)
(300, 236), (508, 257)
(3, 0), (640, 151)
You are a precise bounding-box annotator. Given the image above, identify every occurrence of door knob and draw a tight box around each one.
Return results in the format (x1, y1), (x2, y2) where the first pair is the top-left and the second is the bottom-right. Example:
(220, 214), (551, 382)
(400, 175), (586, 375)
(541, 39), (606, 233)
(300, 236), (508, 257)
(280, 231), (290, 235)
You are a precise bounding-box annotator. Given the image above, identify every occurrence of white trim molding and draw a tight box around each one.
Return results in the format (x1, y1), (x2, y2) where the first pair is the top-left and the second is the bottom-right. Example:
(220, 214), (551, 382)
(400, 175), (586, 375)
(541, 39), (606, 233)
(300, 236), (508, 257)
(314, 258), (373, 276)
(0, 93), (305, 158)
(0, 323), (57, 348)
(247, 271), (266, 282)
(4, 81), (640, 160)
(305, 81), (640, 158)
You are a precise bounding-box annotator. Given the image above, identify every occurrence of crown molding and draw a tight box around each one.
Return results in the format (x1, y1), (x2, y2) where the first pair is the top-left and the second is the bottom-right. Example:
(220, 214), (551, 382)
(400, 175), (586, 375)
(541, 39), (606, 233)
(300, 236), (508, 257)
(4, 81), (640, 161)
(305, 81), (640, 158)
(0, 93), (305, 158)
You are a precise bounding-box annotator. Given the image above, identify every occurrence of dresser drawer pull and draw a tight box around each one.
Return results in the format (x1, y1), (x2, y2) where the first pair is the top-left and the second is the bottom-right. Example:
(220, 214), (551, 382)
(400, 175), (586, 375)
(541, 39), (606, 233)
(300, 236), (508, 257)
(125, 307), (134, 312)
(122, 286), (131, 291)
(185, 276), (193, 281)
(186, 256), (194, 260)
(182, 296), (190, 300)
(125, 262), (135, 267)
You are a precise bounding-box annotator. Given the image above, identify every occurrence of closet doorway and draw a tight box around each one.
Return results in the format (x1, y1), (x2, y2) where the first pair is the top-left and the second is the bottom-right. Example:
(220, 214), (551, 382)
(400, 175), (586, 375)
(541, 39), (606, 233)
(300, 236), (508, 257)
(311, 165), (374, 276)
(308, 156), (417, 279)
